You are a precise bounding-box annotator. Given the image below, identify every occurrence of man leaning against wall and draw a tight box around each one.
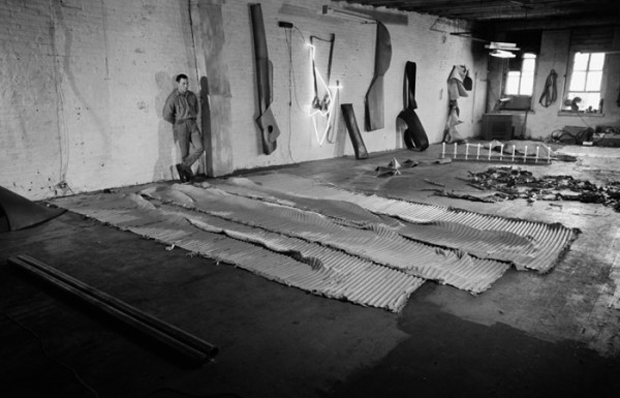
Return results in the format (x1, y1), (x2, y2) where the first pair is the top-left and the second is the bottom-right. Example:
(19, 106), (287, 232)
(162, 73), (204, 183)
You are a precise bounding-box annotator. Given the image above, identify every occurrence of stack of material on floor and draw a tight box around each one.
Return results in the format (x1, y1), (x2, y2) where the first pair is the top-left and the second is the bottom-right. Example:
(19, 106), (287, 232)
(50, 173), (579, 312)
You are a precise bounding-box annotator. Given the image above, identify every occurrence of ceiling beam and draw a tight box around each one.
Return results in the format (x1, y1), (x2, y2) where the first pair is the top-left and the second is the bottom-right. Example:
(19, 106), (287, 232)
(333, 0), (620, 23)
(412, 3), (619, 21)
(485, 15), (620, 32)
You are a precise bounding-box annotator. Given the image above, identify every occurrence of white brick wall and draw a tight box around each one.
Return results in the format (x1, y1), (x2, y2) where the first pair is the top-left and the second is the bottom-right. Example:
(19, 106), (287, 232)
(1, 0), (194, 199)
(215, 0), (484, 172)
(0, 0), (484, 200)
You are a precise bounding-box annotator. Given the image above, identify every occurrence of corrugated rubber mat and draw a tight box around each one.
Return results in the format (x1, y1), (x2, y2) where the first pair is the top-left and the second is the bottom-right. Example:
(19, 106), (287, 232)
(214, 174), (579, 273)
(51, 192), (424, 312)
(140, 184), (510, 294)
(49, 172), (577, 312)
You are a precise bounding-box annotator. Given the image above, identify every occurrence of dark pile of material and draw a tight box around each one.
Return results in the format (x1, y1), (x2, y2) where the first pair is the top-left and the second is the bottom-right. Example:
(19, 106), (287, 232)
(464, 167), (620, 211)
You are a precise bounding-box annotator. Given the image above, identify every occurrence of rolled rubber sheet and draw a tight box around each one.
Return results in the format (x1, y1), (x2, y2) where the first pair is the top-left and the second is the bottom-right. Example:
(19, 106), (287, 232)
(341, 104), (369, 159)
(397, 61), (428, 150)
(250, 3), (280, 155)
(364, 21), (391, 132)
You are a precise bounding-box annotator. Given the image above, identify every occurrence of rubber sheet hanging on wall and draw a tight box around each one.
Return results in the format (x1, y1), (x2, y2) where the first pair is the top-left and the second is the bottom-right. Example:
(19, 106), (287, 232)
(341, 104), (369, 159)
(443, 65), (468, 144)
(396, 61), (428, 150)
(364, 21), (392, 132)
(250, 3), (280, 155)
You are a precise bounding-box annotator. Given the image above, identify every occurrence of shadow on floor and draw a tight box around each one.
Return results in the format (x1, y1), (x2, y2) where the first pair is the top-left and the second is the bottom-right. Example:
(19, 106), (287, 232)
(327, 283), (620, 398)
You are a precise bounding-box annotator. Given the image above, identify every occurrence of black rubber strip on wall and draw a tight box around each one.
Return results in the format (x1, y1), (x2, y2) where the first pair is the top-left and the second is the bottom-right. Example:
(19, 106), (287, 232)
(364, 21), (392, 132)
(250, 3), (280, 155)
(341, 103), (369, 159)
(397, 61), (428, 151)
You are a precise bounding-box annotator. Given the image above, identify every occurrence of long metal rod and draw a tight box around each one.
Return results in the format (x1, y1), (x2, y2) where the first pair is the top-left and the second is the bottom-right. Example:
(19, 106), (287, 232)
(9, 254), (218, 366)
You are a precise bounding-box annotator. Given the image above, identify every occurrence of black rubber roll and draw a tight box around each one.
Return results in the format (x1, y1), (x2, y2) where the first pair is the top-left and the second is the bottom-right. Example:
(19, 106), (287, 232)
(398, 61), (428, 151)
(341, 104), (369, 159)
(250, 3), (280, 155)
(364, 21), (392, 132)
(398, 108), (428, 150)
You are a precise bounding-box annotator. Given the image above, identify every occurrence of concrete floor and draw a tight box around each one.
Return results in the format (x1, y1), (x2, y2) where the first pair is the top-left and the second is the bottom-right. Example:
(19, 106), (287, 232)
(1, 142), (620, 398)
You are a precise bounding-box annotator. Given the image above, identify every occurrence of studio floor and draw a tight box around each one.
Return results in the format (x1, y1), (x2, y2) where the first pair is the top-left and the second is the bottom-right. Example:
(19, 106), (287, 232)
(2, 142), (620, 398)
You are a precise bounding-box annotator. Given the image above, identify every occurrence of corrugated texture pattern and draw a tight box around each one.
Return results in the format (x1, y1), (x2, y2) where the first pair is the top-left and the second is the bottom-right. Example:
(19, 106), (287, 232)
(50, 193), (424, 312)
(220, 174), (579, 273)
(141, 184), (509, 293)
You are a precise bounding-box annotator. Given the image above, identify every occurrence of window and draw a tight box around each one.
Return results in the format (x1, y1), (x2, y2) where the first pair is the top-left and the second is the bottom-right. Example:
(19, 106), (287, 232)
(505, 53), (536, 96)
(562, 52), (605, 113)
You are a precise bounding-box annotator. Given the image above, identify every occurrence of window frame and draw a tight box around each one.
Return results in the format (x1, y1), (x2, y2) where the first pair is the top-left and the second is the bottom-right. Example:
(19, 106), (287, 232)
(561, 51), (607, 114)
(500, 52), (537, 111)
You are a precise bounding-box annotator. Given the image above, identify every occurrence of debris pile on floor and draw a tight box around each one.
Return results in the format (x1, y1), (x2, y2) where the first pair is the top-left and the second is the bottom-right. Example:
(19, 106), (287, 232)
(463, 166), (620, 211)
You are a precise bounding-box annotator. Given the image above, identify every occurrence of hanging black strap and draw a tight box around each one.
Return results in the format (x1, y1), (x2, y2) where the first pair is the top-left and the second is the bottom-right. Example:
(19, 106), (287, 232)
(398, 61), (428, 151)
(310, 36), (319, 101)
(539, 69), (558, 107)
(403, 61), (417, 111)
(326, 34), (335, 84)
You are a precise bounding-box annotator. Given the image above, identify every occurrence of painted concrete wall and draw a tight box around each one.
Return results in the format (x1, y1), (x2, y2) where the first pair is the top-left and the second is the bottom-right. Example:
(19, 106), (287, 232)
(486, 29), (620, 140)
(0, 0), (485, 200)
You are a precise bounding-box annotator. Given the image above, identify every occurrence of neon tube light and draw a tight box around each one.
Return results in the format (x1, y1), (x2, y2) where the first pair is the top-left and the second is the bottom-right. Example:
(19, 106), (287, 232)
(307, 43), (340, 146)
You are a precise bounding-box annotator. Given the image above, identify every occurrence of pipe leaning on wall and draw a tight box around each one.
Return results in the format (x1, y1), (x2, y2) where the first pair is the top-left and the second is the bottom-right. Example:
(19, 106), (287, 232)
(9, 254), (219, 367)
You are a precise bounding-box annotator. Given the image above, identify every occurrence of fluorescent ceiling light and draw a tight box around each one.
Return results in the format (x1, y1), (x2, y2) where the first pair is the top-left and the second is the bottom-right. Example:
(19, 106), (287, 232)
(490, 49), (516, 58)
(485, 41), (520, 51)
(320, 6), (374, 22)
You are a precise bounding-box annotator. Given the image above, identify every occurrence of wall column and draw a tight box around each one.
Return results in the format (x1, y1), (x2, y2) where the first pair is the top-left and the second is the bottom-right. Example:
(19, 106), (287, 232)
(190, 0), (234, 177)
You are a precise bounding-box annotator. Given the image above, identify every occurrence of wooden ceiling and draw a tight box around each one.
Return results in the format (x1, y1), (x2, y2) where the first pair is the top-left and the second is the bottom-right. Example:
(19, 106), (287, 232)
(332, 0), (620, 31)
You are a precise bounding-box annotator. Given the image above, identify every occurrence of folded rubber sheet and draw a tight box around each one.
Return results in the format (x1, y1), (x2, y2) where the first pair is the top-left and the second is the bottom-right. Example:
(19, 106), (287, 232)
(341, 104), (369, 159)
(214, 174), (579, 274)
(364, 21), (391, 132)
(397, 61), (429, 150)
(50, 174), (578, 311)
(51, 190), (423, 312)
(141, 184), (509, 293)
(250, 4), (280, 155)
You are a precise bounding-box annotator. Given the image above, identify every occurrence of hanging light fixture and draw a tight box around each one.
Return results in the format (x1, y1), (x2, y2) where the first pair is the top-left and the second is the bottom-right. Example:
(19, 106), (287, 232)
(486, 41), (519, 58)
(319, 6), (375, 23)
(490, 49), (516, 58)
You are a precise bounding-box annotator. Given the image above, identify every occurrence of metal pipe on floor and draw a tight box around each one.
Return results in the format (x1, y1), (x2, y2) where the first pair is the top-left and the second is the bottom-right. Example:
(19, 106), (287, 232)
(9, 254), (218, 366)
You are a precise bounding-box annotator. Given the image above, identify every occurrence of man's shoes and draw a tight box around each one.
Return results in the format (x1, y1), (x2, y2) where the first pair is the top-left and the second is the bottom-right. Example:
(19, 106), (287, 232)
(184, 165), (195, 183)
(175, 164), (189, 183)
